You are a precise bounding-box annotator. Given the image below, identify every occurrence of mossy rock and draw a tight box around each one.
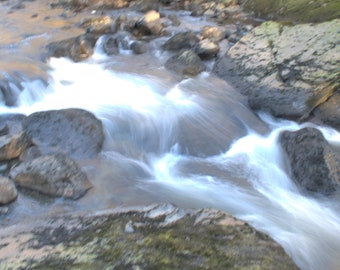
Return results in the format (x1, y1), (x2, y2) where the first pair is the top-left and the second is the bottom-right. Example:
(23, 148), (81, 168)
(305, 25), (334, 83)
(242, 0), (340, 23)
(0, 204), (299, 269)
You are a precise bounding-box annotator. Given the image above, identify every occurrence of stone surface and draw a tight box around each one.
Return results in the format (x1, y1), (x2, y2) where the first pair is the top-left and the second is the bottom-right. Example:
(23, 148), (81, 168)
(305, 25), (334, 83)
(0, 176), (17, 205)
(279, 127), (340, 195)
(46, 33), (98, 62)
(218, 19), (340, 121)
(0, 204), (299, 269)
(162, 31), (199, 51)
(165, 49), (206, 76)
(11, 153), (92, 199)
(196, 39), (219, 60)
(0, 132), (32, 161)
(22, 108), (104, 159)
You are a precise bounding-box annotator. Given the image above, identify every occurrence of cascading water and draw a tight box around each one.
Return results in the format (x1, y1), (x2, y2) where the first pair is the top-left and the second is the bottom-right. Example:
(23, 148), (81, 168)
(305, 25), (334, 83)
(1, 50), (340, 270)
(1, 3), (340, 267)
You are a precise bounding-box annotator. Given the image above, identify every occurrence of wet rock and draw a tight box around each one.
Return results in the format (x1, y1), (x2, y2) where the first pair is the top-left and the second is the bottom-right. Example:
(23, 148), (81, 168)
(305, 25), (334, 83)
(46, 33), (98, 62)
(0, 79), (20, 107)
(22, 108), (104, 159)
(102, 31), (133, 55)
(196, 39), (219, 60)
(279, 127), (340, 195)
(130, 0), (160, 12)
(167, 14), (181, 26)
(0, 176), (17, 205)
(80, 16), (117, 35)
(162, 31), (199, 51)
(134, 10), (164, 37)
(241, 0), (340, 23)
(56, 0), (130, 11)
(219, 19), (340, 121)
(0, 114), (25, 135)
(165, 50), (206, 76)
(200, 25), (226, 42)
(313, 91), (340, 131)
(0, 133), (32, 162)
(130, 41), (148, 54)
(11, 153), (92, 199)
(0, 204), (299, 269)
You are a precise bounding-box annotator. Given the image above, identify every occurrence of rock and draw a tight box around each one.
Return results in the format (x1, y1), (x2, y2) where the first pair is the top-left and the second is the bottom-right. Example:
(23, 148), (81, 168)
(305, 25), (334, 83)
(0, 78), (20, 107)
(220, 19), (340, 121)
(80, 16), (117, 35)
(313, 91), (340, 131)
(162, 31), (199, 51)
(0, 177), (17, 205)
(0, 204), (299, 269)
(165, 50), (206, 76)
(167, 14), (181, 26)
(0, 114), (25, 135)
(241, 0), (340, 23)
(46, 33), (98, 62)
(134, 10), (164, 37)
(11, 154), (92, 199)
(102, 31), (132, 55)
(130, 0), (160, 12)
(56, 0), (130, 11)
(0, 133), (32, 162)
(200, 25), (226, 42)
(22, 108), (104, 159)
(130, 41), (148, 54)
(196, 39), (219, 60)
(279, 127), (340, 195)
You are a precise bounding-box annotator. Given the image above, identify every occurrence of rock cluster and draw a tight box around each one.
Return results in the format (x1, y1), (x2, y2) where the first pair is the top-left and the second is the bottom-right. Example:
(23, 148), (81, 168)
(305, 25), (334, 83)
(0, 109), (104, 205)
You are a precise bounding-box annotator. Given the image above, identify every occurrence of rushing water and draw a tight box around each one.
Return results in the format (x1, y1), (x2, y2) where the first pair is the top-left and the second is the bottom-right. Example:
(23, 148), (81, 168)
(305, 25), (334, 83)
(1, 3), (340, 270)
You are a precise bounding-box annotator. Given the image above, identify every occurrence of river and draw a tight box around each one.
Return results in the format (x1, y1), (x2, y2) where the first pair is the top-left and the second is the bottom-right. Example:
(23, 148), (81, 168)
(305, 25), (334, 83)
(1, 2), (340, 270)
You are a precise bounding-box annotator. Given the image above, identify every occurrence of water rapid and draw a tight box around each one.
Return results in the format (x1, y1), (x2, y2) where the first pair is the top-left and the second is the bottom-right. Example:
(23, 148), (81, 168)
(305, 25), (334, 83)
(2, 51), (340, 270)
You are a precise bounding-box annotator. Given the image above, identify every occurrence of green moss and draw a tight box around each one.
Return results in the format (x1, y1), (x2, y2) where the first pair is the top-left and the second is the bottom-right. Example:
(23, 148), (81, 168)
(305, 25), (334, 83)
(2, 211), (298, 270)
(243, 0), (340, 23)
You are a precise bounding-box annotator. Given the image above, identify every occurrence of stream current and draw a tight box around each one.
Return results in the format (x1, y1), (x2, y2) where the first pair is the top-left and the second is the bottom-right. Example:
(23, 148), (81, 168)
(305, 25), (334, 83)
(1, 2), (340, 270)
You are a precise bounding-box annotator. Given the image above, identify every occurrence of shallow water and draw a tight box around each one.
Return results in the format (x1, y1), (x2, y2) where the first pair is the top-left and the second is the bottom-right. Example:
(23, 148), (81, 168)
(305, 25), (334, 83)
(1, 2), (340, 270)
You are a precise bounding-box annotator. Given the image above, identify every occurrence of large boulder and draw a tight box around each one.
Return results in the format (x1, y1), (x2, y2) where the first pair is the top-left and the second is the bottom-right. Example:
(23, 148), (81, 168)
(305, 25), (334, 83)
(0, 176), (18, 205)
(240, 0), (340, 23)
(0, 204), (299, 269)
(22, 108), (104, 159)
(11, 154), (92, 199)
(279, 127), (340, 195)
(215, 19), (340, 123)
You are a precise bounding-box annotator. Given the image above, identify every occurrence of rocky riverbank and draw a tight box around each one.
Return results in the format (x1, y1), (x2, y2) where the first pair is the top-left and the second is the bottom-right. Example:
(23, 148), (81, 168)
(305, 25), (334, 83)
(0, 0), (340, 269)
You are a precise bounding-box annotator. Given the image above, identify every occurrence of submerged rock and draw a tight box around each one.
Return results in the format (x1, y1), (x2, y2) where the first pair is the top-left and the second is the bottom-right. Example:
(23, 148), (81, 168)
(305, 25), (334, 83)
(0, 204), (299, 269)
(11, 153), (92, 199)
(279, 127), (340, 195)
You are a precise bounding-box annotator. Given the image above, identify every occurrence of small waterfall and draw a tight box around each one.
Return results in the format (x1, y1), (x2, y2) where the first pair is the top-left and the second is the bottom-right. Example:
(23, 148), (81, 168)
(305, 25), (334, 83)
(1, 53), (340, 270)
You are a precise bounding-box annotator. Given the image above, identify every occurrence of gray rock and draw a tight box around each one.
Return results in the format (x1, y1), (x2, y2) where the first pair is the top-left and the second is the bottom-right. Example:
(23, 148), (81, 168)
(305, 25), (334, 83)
(12, 154), (92, 199)
(22, 108), (104, 160)
(279, 127), (340, 195)
(221, 19), (340, 121)
(162, 31), (199, 51)
(0, 176), (17, 205)
(80, 16), (117, 35)
(130, 41), (148, 54)
(165, 50), (206, 76)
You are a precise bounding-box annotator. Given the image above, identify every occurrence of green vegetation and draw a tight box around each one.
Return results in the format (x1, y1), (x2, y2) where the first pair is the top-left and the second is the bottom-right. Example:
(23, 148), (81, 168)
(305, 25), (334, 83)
(242, 0), (340, 23)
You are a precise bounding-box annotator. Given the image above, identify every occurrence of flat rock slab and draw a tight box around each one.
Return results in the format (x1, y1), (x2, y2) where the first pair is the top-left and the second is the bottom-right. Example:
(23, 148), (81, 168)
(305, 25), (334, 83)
(0, 204), (298, 269)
